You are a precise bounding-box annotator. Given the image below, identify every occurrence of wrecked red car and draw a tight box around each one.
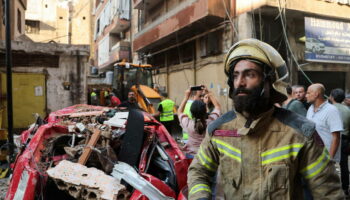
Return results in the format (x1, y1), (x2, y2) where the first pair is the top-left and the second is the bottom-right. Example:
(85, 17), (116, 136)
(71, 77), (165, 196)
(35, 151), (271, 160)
(5, 104), (190, 200)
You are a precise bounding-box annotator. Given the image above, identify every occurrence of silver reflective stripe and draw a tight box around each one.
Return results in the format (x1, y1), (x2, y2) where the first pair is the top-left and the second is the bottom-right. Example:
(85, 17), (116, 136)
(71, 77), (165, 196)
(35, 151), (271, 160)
(13, 170), (29, 200)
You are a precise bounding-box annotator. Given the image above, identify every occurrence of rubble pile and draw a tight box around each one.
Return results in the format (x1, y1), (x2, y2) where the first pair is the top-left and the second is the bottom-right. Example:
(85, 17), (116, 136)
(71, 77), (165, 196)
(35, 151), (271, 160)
(47, 160), (129, 200)
(42, 107), (131, 199)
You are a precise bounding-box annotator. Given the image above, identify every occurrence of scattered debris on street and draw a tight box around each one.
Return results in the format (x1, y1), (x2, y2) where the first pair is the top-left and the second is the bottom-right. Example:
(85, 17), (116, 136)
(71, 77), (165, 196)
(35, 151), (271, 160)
(5, 105), (189, 200)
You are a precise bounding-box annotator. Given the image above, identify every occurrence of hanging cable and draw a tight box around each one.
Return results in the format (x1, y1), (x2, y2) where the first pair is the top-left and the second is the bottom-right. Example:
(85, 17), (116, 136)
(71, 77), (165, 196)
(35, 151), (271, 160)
(221, 0), (238, 37)
(277, 0), (313, 85)
(175, 32), (190, 87)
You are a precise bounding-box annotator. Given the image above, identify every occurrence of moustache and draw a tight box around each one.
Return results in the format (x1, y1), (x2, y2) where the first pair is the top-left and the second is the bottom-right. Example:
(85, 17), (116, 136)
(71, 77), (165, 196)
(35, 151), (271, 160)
(233, 87), (252, 96)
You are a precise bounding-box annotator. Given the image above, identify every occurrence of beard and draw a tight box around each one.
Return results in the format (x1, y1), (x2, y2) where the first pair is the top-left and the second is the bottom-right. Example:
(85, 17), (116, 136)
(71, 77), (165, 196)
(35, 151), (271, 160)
(233, 83), (272, 116)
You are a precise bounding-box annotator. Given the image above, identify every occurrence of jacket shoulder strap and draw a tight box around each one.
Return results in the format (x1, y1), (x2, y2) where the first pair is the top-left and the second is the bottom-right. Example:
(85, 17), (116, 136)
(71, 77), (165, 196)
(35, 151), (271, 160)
(274, 107), (315, 138)
(207, 111), (236, 135)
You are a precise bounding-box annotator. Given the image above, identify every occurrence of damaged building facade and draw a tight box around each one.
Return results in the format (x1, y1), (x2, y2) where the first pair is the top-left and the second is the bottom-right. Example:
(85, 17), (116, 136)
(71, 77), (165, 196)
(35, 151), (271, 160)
(90, 0), (131, 84)
(0, 0), (91, 130)
(0, 41), (90, 129)
(133, 0), (350, 112)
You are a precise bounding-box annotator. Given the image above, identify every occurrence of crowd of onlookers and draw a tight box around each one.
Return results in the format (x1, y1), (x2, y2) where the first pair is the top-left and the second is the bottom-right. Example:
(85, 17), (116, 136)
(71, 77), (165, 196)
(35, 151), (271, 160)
(278, 84), (350, 197)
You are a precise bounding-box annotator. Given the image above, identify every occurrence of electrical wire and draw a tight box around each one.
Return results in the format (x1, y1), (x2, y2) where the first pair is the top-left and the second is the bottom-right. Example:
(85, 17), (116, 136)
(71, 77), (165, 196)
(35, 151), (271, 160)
(277, 0), (313, 85)
(221, 0), (238, 37)
(175, 32), (190, 87)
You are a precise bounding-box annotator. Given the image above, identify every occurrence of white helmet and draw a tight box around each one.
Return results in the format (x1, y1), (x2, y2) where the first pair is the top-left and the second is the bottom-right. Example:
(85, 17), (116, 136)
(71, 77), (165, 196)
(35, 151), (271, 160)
(224, 38), (289, 102)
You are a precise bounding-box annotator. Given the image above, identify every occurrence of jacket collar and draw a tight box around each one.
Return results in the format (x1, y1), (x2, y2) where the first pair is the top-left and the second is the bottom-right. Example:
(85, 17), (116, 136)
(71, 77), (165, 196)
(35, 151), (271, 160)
(234, 107), (276, 135)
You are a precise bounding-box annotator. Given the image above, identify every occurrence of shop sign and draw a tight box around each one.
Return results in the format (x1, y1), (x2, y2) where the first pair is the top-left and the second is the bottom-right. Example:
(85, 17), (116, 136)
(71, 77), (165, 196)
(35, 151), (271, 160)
(305, 17), (350, 63)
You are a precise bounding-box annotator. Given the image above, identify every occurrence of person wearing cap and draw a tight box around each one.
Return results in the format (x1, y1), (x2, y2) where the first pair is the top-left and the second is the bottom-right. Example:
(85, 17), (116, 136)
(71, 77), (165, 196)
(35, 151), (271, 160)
(187, 39), (344, 199)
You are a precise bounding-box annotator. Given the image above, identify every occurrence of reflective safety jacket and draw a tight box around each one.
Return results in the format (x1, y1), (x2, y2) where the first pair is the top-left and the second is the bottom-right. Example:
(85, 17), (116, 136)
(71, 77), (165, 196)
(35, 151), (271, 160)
(188, 107), (344, 200)
(159, 99), (175, 122)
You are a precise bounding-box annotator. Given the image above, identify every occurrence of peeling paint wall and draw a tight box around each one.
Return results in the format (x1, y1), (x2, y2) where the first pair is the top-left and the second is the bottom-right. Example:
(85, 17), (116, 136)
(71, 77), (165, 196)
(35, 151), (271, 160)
(11, 54), (88, 113)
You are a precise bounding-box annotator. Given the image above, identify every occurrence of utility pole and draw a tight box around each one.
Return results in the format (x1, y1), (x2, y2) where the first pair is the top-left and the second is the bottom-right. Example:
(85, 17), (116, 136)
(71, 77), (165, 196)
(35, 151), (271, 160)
(5, 0), (14, 162)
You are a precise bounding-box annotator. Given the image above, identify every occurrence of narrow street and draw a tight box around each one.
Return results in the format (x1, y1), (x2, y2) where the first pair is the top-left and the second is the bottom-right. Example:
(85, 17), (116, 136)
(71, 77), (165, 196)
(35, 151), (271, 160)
(1, 0), (350, 199)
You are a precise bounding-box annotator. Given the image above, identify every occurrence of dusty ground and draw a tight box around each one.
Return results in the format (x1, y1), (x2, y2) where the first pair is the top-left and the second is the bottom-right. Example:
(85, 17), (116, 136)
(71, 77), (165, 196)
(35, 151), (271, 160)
(0, 178), (9, 200)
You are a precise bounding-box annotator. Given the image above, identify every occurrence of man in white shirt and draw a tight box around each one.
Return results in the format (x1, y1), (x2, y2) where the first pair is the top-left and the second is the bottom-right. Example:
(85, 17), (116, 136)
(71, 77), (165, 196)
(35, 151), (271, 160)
(306, 83), (343, 162)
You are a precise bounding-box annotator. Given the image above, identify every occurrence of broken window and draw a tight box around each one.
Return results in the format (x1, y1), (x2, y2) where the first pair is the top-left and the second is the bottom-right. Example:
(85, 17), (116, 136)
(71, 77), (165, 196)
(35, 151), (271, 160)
(17, 9), (21, 33)
(25, 20), (40, 34)
(200, 30), (223, 58)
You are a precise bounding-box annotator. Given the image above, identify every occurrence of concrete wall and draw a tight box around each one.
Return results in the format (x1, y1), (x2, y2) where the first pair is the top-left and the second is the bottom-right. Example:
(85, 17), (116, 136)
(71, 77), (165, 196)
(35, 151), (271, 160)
(0, 0), (26, 40)
(11, 54), (88, 113)
(25, 0), (91, 44)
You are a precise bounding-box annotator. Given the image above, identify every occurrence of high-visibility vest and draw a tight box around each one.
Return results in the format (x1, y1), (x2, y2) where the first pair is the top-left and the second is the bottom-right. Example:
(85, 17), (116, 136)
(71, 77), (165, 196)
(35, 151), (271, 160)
(159, 99), (175, 122)
(182, 101), (193, 140)
(91, 92), (97, 97)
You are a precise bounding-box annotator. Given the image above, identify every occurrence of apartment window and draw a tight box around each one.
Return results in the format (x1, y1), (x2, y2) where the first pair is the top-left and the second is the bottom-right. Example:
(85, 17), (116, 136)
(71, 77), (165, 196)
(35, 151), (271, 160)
(17, 9), (21, 33)
(25, 20), (40, 34)
(96, 19), (100, 35)
(167, 48), (180, 66)
(179, 41), (195, 63)
(149, 52), (165, 69)
(200, 30), (222, 57)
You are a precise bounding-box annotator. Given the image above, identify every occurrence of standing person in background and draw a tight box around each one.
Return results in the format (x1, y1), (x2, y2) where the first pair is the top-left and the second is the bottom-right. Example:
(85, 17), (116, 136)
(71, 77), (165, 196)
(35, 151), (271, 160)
(178, 87), (220, 158)
(182, 88), (204, 142)
(119, 91), (141, 110)
(306, 83), (343, 162)
(109, 92), (121, 107)
(154, 93), (176, 135)
(203, 92), (215, 114)
(329, 88), (350, 196)
(282, 85), (307, 116)
(293, 85), (311, 110)
(344, 94), (350, 109)
(90, 88), (98, 105)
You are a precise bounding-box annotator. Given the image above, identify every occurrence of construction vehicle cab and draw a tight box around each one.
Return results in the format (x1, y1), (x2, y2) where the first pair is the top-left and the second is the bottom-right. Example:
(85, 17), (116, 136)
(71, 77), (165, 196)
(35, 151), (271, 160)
(112, 62), (162, 114)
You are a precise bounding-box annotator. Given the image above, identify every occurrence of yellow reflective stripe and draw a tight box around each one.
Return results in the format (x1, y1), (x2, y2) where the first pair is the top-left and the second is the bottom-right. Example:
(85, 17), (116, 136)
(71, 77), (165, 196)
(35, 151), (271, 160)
(197, 149), (216, 171)
(261, 143), (304, 165)
(189, 184), (211, 195)
(212, 139), (241, 154)
(300, 148), (330, 179)
(199, 147), (217, 168)
(262, 152), (299, 165)
(261, 143), (303, 157)
(212, 139), (241, 162)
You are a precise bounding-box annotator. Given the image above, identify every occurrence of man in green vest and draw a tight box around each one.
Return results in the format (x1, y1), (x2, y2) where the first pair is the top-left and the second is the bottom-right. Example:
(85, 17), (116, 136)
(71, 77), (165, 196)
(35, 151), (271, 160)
(90, 88), (98, 105)
(154, 93), (176, 135)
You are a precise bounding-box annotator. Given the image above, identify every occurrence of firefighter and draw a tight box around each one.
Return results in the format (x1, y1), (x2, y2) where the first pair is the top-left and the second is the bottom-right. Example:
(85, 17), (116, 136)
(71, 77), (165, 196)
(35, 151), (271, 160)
(187, 38), (344, 199)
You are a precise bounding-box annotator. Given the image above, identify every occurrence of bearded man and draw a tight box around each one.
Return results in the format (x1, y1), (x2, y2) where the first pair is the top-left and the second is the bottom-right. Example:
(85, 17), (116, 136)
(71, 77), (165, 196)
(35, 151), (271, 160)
(187, 39), (344, 199)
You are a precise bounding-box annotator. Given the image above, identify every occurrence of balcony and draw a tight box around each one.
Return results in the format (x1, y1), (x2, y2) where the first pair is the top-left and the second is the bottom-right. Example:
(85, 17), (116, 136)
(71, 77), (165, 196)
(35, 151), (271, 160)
(133, 0), (230, 52)
(133, 0), (162, 10)
(98, 41), (130, 69)
(110, 16), (130, 34)
(110, 41), (130, 62)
